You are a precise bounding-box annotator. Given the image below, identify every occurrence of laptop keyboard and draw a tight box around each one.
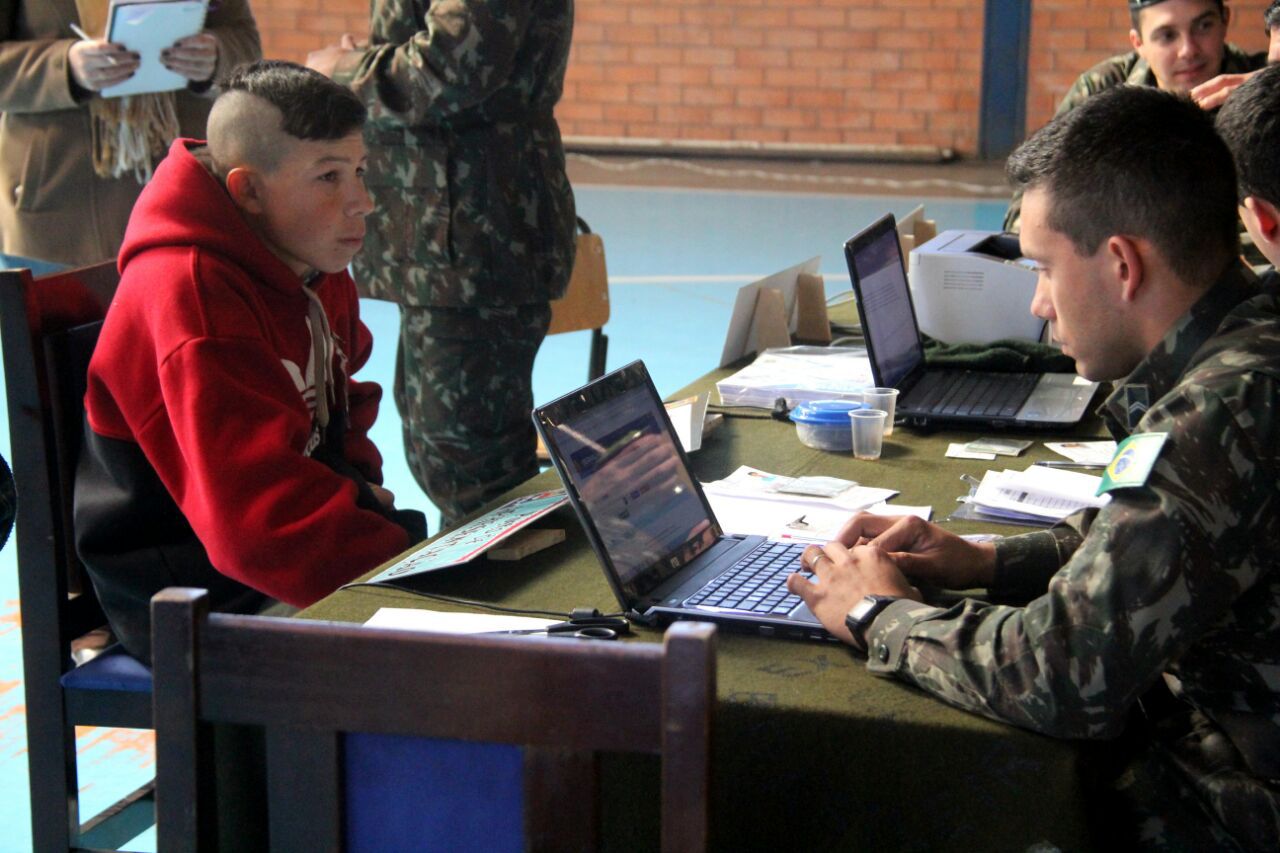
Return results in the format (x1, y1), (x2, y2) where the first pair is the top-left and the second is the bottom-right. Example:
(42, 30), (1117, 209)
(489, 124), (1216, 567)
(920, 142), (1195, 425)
(908, 370), (1039, 418)
(684, 541), (810, 615)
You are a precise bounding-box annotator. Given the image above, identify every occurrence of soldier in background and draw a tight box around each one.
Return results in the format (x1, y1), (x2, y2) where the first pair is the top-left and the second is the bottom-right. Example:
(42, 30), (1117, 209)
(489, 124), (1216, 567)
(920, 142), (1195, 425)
(1004, 0), (1264, 232)
(307, 1), (576, 527)
(1190, 0), (1280, 108)
(791, 87), (1280, 850)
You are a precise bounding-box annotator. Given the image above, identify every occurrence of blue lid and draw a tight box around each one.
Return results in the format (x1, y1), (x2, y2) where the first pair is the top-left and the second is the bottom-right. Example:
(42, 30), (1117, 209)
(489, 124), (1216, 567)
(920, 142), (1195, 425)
(789, 399), (866, 426)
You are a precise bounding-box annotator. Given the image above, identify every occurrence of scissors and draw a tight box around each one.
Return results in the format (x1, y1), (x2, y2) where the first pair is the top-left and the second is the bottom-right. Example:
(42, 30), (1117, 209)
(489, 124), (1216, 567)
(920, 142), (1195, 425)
(490, 616), (629, 641)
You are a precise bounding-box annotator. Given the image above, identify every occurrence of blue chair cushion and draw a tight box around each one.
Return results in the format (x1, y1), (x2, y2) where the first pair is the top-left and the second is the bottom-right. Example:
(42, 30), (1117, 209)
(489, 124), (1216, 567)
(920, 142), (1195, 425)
(345, 734), (523, 853)
(60, 644), (153, 693)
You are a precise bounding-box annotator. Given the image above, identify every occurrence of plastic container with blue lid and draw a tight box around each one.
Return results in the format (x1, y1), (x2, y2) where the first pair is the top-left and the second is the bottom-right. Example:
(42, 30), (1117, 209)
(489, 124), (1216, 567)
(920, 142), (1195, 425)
(789, 399), (867, 451)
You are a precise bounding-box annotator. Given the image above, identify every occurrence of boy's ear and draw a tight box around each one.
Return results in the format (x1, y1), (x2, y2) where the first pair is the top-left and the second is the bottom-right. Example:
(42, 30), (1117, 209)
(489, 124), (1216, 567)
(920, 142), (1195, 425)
(225, 167), (266, 216)
(1243, 196), (1280, 241)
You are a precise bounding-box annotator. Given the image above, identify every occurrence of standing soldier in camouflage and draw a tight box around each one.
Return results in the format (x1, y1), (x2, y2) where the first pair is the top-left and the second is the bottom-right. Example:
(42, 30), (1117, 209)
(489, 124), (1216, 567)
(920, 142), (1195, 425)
(790, 87), (1280, 851)
(307, 1), (576, 526)
(1004, 0), (1265, 232)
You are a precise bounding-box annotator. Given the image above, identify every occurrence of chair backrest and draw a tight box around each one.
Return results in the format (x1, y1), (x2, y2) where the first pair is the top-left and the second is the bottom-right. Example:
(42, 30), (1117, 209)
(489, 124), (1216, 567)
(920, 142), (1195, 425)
(1, 261), (158, 851)
(152, 588), (716, 852)
(0, 260), (118, 657)
(548, 217), (610, 380)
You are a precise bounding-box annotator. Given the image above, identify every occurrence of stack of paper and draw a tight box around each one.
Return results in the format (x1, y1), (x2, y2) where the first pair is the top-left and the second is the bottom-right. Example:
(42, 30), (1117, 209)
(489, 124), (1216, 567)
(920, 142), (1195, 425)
(962, 466), (1109, 525)
(700, 466), (929, 543)
(715, 346), (875, 408)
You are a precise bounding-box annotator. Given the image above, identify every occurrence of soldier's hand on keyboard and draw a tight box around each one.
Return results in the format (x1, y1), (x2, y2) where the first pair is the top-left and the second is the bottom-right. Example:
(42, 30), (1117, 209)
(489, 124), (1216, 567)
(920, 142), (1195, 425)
(786, 541), (918, 645)
(837, 512), (997, 590)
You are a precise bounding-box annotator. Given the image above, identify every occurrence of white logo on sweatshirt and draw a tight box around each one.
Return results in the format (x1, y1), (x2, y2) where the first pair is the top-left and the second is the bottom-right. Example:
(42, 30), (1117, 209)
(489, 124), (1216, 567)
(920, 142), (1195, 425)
(281, 319), (321, 457)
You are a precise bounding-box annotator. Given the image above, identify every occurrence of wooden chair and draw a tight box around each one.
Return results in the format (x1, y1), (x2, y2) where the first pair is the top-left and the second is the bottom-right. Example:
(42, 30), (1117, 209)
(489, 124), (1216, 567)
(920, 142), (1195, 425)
(0, 261), (155, 851)
(152, 588), (716, 852)
(548, 217), (610, 381)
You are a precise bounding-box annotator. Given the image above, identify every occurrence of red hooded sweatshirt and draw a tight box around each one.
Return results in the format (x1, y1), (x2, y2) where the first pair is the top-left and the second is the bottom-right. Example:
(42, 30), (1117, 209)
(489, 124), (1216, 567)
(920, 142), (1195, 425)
(75, 139), (412, 661)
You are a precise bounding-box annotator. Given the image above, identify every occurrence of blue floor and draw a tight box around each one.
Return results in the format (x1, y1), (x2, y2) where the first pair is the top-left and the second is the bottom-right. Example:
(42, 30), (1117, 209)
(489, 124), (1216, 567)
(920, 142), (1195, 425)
(0, 184), (1003, 851)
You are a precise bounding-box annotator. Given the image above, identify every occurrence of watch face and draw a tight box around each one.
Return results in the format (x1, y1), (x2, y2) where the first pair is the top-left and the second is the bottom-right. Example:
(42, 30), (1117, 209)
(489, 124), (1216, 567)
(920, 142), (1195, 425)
(851, 596), (880, 621)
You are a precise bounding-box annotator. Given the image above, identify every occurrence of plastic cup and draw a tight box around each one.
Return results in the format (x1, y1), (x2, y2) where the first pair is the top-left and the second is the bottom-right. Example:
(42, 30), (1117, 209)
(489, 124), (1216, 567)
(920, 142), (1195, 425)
(862, 387), (899, 435)
(849, 409), (888, 460)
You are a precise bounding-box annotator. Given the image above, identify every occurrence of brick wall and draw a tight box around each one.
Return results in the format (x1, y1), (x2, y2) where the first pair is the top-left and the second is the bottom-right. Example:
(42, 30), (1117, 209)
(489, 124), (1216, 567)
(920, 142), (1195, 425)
(251, 0), (1273, 159)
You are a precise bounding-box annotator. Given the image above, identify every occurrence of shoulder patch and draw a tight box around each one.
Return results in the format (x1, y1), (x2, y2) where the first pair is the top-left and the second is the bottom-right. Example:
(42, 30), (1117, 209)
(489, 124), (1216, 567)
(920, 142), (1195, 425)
(1097, 432), (1168, 495)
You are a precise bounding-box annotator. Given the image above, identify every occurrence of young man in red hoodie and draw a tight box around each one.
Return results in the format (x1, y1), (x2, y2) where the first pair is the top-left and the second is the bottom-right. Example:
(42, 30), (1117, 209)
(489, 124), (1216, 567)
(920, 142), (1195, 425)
(75, 60), (425, 662)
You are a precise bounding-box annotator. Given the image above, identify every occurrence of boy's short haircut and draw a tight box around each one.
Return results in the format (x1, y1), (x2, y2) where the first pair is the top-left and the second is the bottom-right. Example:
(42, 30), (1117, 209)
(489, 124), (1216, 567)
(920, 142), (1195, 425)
(1007, 85), (1238, 287)
(1129, 0), (1224, 32)
(223, 60), (367, 145)
(1215, 63), (1280, 208)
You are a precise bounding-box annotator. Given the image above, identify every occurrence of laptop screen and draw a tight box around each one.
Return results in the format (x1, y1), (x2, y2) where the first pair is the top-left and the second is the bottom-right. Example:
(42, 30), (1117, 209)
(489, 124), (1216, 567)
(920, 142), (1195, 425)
(535, 363), (719, 603)
(845, 214), (925, 389)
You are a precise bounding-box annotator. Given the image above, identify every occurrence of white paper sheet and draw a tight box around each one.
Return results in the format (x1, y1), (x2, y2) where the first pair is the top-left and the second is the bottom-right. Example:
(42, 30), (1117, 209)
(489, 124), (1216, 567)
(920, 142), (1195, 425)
(365, 608), (557, 634)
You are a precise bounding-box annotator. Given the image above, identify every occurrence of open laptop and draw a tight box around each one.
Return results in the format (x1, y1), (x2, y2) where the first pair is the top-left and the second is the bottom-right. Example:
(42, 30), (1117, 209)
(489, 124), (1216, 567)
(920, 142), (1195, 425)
(533, 360), (828, 641)
(844, 213), (1098, 429)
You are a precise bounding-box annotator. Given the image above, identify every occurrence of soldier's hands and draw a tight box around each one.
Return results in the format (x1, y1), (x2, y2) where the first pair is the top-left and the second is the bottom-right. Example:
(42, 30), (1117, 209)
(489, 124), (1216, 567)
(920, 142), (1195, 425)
(306, 34), (361, 78)
(786, 542), (918, 645)
(1191, 71), (1258, 111)
(68, 38), (139, 92)
(369, 484), (396, 509)
(162, 31), (219, 83)
(836, 512), (997, 590)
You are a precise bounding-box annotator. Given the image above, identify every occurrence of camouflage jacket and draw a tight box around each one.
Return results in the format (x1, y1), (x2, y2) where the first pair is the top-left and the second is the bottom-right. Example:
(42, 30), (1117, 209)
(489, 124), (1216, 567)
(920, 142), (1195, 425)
(1002, 43), (1266, 232)
(333, 0), (576, 308)
(865, 263), (1280, 841)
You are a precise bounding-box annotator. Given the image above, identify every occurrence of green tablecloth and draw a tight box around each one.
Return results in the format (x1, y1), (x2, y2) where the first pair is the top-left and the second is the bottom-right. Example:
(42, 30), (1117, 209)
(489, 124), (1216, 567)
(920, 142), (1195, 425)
(302, 368), (1107, 851)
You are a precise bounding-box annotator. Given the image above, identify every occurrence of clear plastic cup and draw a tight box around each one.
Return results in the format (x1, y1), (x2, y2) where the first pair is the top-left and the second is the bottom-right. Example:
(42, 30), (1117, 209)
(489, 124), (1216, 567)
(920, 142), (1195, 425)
(849, 409), (888, 460)
(862, 387), (899, 436)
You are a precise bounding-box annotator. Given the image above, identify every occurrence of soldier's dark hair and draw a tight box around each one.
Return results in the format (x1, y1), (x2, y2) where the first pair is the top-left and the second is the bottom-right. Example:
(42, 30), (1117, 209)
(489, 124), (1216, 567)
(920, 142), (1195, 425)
(1266, 0), (1280, 32)
(1216, 63), (1280, 208)
(222, 60), (366, 143)
(1007, 85), (1238, 287)
(1129, 0), (1224, 32)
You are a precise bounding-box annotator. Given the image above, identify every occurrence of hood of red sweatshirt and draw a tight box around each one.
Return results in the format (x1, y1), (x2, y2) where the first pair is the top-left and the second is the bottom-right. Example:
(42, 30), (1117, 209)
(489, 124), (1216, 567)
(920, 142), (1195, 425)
(118, 139), (305, 297)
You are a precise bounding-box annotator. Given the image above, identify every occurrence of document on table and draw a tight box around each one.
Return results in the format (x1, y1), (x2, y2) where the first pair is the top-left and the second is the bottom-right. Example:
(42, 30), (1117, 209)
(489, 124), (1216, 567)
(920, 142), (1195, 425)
(365, 608), (556, 634)
(358, 489), (568, 585)
(962, 466), (1109, 524)
(702, 465), (928, 542)
(702, 465), (898, 513)
(1045, 440), (1117, 465)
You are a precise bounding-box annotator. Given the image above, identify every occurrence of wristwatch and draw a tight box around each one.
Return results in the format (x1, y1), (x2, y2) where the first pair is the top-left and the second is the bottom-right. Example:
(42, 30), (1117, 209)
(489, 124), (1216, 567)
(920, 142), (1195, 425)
(845, 594), (899, 650)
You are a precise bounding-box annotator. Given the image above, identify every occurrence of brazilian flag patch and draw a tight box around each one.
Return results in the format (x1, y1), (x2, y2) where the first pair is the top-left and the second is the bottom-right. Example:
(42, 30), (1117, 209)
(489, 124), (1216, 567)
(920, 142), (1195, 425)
(1097, 432), (1168, 495)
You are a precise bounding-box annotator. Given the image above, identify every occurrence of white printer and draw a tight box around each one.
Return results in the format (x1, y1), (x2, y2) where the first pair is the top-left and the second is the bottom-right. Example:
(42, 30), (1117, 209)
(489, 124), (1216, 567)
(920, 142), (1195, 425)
(907, 230), (1046, 345)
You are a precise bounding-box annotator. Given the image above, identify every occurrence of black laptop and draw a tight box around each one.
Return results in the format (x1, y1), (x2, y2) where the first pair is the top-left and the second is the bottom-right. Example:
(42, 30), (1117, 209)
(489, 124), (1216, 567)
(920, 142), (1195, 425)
(844, 213), (1097, 429)
(533, 361), (828, 641)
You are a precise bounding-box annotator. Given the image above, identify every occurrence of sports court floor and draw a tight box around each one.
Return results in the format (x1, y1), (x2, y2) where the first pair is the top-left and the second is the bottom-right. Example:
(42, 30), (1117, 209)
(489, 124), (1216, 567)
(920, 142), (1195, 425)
(0, 154), (1006, 851)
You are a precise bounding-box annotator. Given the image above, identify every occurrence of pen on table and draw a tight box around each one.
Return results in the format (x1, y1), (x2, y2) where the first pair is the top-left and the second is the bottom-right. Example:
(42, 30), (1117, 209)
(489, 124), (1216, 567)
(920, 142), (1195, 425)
(69, 23), (118, 65)
(1033, 460), (1107, 469)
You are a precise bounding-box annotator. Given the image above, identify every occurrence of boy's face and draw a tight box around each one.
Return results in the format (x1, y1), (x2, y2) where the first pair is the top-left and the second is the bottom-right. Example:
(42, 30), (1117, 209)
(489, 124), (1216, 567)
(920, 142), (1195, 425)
(1130, 0), (1229, 92)
(248, 130), (373, 278)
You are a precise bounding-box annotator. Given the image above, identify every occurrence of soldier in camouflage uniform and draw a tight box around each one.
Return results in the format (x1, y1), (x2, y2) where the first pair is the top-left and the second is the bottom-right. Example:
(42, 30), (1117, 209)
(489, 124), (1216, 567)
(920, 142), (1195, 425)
(789, 87), (1280, 851)
(1004, 0), (1265, 232)
(306, 1), (576, 526)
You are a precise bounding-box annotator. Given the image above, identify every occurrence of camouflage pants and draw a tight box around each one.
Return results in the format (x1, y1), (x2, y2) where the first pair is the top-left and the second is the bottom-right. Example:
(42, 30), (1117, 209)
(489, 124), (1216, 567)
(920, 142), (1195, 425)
(1090, 705), (1278, 852)
(394, 303), (551, 527)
